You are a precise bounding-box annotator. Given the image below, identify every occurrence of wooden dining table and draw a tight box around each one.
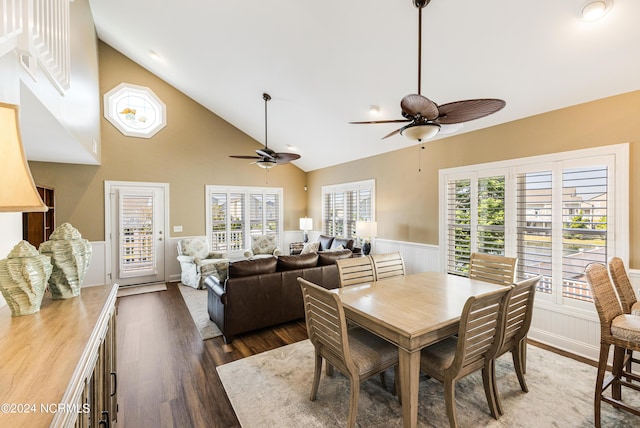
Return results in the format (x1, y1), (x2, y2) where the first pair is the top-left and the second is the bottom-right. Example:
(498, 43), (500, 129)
(331, 271), (506, 428)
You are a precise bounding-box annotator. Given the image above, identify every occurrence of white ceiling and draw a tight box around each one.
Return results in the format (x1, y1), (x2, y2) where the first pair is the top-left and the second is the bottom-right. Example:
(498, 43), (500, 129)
(86, 0), (640, 172)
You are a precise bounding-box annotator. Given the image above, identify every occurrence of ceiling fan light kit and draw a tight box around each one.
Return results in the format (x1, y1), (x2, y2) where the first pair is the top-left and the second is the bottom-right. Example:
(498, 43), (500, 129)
(400, 123), (440, 142)
(229, 92), (301, 168)
(349, 0), (505, 143)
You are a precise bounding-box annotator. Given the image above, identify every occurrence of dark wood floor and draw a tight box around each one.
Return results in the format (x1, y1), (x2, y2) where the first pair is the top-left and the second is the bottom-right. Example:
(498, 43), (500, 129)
(116, 282), (594, 428)
(116, 282), (308, 428)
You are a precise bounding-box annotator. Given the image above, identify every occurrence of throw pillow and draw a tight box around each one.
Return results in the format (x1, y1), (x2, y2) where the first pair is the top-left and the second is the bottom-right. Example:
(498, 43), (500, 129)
(277, 253), (319, 271)
(331, 237), (354, 250)
(251, 234), (277, 255)
(300, 241), (320, 254)
(228, 257), (278, 278)
(317, 235), (334, 251)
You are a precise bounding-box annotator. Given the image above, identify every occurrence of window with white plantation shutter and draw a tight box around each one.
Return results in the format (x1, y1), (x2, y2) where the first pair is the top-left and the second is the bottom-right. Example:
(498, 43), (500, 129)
(322, 180), (375, 243)
(516, 171), (553, 295)
(119, 193), (155, 277)
(561, 166), (608, 302)
(206, 186), (282, 257)
(477, 176), (506, 255)
(441, 144), (627, 312)
(446, 179), (471, 275)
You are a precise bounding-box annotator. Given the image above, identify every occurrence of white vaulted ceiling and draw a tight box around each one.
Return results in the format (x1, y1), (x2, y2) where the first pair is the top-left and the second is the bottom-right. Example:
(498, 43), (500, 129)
(87, 0), (640, 171)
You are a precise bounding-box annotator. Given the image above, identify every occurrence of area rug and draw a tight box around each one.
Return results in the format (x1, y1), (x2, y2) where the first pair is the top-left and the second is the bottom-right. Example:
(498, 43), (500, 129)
(117, 282), (166, 297)
(177, 283), (222, 340)
(218, 340), (640, 427)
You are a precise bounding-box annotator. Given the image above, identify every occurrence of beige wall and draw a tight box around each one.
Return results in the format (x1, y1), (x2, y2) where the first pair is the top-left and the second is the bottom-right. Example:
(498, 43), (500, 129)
(307, 90), (640, 268)
(26, 41), (640, 269)
(28, 42), (308, 241)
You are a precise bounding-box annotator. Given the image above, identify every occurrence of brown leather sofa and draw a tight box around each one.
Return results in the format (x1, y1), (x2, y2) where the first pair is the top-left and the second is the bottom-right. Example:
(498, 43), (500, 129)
(205, 250), (351, 343)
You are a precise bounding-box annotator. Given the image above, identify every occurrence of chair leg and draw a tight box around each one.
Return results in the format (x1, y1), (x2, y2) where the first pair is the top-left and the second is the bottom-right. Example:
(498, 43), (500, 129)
(310, 353), (322, 401)
(326, 361), (334, 377)
(594, 342), (611, 428)
(394, 365), (402, 404)
(520, 337), (528, 374)
(347, 376), (360, 428)
(612, 346), (626, 401)
(482, 361), (500, 420)
(444, 378), (459, 428)
(512, 342), (529, 393)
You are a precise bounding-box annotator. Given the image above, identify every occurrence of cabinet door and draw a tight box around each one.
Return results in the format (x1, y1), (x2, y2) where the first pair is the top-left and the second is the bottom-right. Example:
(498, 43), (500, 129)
(105, 311), (118, 426)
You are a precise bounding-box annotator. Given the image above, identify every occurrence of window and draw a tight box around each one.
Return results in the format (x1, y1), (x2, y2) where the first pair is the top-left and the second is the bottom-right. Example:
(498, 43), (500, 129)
(206, 186), (283, 257)
(322, 180), (375, 242)
(104, 83), (166, 138)
(441, 144), (628, 310)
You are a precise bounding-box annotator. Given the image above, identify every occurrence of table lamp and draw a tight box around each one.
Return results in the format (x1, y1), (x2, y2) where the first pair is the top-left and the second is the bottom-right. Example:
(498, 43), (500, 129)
(356, 221), (377, 255)
(299, 217), (312, 243)
(0, 103), (48, 212)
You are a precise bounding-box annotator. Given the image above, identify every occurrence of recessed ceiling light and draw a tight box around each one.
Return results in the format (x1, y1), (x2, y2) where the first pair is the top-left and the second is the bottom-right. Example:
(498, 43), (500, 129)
(286, 144), (299, 152)
(580, 0), (612, 22)
(148, 50), (160, 60)
(368, 105), (380, 115)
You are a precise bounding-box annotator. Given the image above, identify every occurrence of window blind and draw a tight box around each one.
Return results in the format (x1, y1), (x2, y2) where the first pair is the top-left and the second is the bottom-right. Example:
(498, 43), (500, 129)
(119, 193), (155, 276)
(206, 186), (281, 255)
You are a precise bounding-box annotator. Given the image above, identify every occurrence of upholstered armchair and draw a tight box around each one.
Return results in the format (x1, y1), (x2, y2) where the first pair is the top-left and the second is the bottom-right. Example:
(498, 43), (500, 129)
(177, 237), (229, 289)
(243, 234), (282, 259)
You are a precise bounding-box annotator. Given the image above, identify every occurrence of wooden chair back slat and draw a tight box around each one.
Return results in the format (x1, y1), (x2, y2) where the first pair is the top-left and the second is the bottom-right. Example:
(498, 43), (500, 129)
(469, 252), (517, 286)
(336, 256), (376, 287)
(371, 252), (406, 280)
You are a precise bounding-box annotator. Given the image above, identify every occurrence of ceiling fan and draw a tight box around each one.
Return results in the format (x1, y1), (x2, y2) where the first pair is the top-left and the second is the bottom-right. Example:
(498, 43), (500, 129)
(350, 0), (506, 142)
(230, 93), (301, 169)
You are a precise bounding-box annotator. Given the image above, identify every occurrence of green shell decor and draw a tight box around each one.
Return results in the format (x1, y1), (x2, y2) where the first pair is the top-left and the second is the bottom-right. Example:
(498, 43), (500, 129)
(0, 240), (53, 316)
(39, 223), (92, 300)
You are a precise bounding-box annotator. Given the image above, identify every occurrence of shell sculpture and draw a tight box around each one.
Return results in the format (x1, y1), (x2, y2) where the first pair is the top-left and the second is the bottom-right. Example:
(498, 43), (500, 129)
(39, 223), (92, 300)
(0, 240), (53, 316)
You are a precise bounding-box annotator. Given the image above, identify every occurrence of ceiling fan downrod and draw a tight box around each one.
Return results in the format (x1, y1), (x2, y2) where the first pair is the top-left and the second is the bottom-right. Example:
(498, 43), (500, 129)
(263, 92), (271, 149)
(414, 0), (430, 95)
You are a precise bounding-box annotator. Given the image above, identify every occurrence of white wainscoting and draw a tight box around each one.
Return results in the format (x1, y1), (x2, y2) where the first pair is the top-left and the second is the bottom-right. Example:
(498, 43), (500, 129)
(373, 238), (441, 274)
(83, 241), (106, 287)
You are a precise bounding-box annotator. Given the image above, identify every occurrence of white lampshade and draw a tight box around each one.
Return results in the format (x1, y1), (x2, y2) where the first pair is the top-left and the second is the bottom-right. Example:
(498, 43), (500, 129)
(299, 217), (313, 231)
(356, 221), (377, 239)
(0, 103), (48, 212)
(400, 123), (440, 142)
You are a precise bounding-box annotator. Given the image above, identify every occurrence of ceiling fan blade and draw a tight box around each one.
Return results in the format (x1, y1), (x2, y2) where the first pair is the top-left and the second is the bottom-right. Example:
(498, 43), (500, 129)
(381, 127), (402, 140)
(437, 99), (506, 124)
(401, 94), (439, 120)
(256, 147), (276, 159)
(274, 153), (301, 164)
(349, 119), (411, 125)
(230, 155), (261, 160)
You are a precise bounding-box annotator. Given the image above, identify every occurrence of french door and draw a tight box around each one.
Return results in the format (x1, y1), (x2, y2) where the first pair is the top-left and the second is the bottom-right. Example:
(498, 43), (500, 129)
(105, 181), (167, 286)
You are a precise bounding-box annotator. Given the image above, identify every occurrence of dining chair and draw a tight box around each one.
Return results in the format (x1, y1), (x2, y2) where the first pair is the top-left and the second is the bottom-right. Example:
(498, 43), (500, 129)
(298, 278), (399, 428)
(469, 252), (517, 286)
(371, 252), (406, 281)
(336, 256), (376, 287)
(419, 285), (513, 427)
(585, 263), (640, 427)
(608, 257), (640, 378)
(491, 275), (541, 415)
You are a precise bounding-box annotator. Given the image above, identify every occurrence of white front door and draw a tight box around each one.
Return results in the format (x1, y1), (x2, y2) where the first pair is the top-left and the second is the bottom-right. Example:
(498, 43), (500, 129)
(106, 182), (167, 286)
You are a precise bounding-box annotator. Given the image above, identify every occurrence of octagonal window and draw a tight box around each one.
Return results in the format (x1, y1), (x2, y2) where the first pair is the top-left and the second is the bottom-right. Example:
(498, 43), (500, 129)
(104, 83), (166, 138)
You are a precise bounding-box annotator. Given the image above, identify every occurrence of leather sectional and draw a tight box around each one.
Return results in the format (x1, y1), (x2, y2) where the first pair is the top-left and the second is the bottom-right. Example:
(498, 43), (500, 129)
(205, 250), (352, 343)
